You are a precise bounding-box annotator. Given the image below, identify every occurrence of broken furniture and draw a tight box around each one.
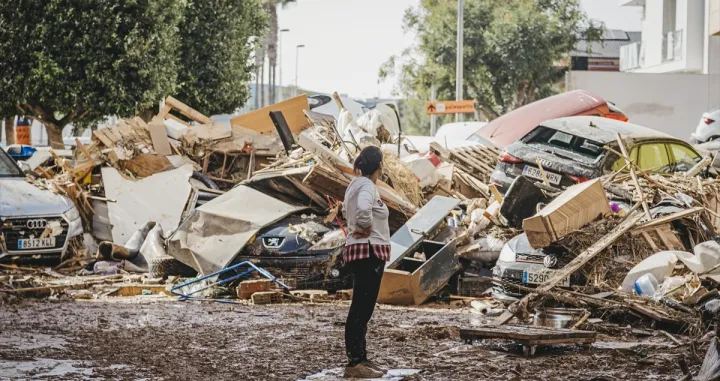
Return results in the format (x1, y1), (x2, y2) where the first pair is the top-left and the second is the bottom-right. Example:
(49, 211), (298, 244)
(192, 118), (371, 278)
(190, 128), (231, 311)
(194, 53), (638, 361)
(377, 196), (461, 305)
(230, 94), (312, 135)
(523, 178), (611, 248)
(459, 325), (597, 358)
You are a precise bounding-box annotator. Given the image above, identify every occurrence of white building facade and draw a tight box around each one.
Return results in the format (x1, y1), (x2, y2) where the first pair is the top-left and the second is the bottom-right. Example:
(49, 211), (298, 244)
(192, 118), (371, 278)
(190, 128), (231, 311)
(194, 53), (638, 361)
(619, 0), (720, 74)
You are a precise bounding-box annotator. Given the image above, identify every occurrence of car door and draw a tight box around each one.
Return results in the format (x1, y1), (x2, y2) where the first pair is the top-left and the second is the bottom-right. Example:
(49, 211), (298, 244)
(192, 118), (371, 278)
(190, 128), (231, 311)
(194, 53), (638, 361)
(667, 142), (702, 173)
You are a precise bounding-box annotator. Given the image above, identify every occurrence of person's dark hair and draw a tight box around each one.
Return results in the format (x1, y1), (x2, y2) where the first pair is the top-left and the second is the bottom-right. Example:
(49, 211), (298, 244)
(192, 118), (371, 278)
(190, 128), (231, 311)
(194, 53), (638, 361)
(353, 146), (383, 176)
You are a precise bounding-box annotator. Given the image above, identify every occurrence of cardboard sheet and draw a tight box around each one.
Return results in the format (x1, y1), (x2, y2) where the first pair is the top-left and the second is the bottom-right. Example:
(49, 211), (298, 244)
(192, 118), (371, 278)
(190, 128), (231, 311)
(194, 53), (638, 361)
(167, 185), (304, 275)
(230, 94), (311, 135)
(102, 165), (193, 246)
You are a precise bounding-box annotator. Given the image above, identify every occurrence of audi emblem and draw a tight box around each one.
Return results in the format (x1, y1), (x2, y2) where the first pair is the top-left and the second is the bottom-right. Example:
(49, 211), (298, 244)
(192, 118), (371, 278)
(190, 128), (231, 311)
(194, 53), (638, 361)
(26, 219), (48, 229)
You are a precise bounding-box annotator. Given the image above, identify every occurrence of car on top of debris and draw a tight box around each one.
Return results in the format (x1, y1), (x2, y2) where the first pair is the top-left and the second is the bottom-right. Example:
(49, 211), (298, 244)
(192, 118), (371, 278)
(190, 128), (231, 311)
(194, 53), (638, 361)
(0, 147), (83, 259)
(490, 116), (708, 194)
(471, 90), (629, 148)
(230, 213), (350, 290)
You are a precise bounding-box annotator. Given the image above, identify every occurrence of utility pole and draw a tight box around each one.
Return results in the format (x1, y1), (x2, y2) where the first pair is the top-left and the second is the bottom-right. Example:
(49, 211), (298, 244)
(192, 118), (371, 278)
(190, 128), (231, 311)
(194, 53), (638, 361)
(278, 28), (290, 102)
(294, 44), (305, 97)
(430, 85), (437, 136)
(455, 0), (464, 123)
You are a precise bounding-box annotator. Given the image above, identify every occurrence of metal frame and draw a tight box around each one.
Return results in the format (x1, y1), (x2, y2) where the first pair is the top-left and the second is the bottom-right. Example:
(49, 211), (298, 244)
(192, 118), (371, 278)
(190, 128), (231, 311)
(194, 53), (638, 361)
(170, 261), (291, 304)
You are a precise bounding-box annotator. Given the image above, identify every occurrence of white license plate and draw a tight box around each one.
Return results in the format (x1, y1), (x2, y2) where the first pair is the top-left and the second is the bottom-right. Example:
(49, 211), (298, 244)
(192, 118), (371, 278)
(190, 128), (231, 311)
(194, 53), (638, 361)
(18, 237), (56, 250)
(522, 165), (562, 185)
(523, 270), (570, 287)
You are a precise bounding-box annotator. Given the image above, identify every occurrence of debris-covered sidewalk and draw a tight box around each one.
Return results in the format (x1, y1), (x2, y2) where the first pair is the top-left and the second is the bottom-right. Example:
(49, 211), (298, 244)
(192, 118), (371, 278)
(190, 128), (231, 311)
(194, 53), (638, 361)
(6, 91), (720, 380)
(0, 300), (699, 381)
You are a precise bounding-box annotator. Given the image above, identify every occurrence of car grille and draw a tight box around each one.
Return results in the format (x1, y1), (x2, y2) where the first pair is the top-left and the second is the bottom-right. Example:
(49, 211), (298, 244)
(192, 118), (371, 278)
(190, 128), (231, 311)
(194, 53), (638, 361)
(516, 254), (545, 264)
(2, 217), (68, 252)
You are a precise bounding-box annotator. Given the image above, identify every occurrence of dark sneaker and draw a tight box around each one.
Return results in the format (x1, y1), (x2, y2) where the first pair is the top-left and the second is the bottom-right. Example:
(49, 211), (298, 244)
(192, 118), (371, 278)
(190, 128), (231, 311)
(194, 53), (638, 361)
(363, 360), (388, 374)
(344, 363), (384, 379)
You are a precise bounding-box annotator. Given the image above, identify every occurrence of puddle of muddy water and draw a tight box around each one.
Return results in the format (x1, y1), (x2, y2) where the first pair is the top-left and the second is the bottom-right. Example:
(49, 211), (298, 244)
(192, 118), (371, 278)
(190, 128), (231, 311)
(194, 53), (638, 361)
(0, 358), (132, 380)
(301, 367), (421, 381)
(0, 333), (68, 351)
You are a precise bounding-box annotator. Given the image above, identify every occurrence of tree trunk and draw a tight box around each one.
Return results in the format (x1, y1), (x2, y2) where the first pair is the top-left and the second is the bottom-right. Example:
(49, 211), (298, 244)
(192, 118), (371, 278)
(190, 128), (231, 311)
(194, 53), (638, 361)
(138, 107), (155, 122)
(4, 117), (15, 145)
(45, 124), (65, 149)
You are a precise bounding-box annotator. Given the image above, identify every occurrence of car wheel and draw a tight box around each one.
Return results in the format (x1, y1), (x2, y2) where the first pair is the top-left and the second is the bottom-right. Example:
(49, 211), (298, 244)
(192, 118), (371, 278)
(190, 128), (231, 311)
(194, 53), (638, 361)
(149, 255), (197, 279)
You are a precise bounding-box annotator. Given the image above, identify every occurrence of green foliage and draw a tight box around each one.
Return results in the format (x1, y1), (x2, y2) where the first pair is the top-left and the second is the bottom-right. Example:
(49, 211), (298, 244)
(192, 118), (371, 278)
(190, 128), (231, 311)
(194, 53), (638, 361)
(0, 0), (186, 142)
(0, 0), (266, 146)
(381, 0), (602, 135)
(176, 0), (266, 116)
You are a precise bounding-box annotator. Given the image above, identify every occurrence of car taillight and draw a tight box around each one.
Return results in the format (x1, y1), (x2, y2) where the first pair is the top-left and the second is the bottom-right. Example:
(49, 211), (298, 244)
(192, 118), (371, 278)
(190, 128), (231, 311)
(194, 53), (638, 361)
(498, 152), (522, 164)
(567, 174), (589, 183)
(704, 117), (715, 125)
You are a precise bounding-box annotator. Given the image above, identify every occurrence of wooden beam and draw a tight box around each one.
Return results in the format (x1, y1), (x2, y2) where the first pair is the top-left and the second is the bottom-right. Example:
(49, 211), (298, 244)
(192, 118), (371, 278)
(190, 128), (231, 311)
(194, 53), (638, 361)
(164, 96), (212, 124)
(634, 207), (704, 230)
(493, 211), (644, 325)
(615, 134), (651, 220)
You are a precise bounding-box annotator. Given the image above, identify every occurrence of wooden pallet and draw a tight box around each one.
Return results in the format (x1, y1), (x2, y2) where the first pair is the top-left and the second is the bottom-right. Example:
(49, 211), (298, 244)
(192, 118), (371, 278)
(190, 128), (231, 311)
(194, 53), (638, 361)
(430, 142), (500, 183)
(460, 325), (597, 358)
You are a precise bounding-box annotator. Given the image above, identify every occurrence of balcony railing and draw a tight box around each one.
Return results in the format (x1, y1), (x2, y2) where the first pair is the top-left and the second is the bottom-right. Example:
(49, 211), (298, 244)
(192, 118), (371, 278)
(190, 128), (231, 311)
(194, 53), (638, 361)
(620, 41), (644, 71)
(662, 29), (683, 62)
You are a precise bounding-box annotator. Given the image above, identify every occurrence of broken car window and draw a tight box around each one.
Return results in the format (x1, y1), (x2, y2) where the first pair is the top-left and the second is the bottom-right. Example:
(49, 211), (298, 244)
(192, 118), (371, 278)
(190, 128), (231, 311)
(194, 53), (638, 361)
(522, 126), (605, 164)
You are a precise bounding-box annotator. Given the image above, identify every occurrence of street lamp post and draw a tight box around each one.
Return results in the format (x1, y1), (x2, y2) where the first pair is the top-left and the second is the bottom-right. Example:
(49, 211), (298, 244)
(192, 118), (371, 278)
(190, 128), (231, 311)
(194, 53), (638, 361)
(294, 44), (305, 97)
(278, 28), (290, 103)
(456, 0), (464, 122)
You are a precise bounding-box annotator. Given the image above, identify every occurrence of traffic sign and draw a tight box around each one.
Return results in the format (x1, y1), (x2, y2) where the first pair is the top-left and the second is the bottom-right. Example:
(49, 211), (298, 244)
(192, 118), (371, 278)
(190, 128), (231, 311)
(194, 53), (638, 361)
(425, 100), (475, 115)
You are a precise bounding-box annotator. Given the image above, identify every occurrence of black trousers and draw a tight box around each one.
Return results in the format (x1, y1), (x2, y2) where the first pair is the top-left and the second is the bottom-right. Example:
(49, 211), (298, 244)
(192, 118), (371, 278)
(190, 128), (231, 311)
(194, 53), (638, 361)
(344, 253), (385, 366)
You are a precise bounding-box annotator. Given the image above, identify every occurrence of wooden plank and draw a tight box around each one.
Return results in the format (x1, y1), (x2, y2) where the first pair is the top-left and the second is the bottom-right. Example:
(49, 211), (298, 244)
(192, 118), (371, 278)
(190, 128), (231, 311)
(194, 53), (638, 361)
(452, 149), (494, 173)
(148, 117), (172, 156)
(93, 130), (114, 148)
(615, 133), (651, 219)
(683, 155), (712, 178)
(635, 207), (704, 230)
(460, 326), (596, 341)
(489, 184), (503, 203)
(641, 231), (660, 252)
(656, 225), (684, 250)
(230, 94), (311, 135)
(494, 211), (644, 326)
(164, 96), (212, 124)
(157, 103), (172, 119)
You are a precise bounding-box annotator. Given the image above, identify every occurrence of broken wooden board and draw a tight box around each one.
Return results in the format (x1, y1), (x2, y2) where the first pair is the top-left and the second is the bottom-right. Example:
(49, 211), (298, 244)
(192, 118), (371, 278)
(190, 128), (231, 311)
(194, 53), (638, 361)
(149, 117), (172, 156)
(105, 285), (171, 297)
(231, 94), (311, 135)
(631, 223), (685, 251)
(493, 211), (644, 325)
(460, 325), (596, 357)
(523, 179), (611, 248)
(160, 96), (212, 124)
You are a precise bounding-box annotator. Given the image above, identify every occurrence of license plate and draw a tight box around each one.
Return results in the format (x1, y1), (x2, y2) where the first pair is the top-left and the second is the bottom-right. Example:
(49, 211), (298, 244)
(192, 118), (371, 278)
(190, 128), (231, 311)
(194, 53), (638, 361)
(522, 165), (562, 185)
(522, 270), (570, 287)
(18, 237), (56, 249)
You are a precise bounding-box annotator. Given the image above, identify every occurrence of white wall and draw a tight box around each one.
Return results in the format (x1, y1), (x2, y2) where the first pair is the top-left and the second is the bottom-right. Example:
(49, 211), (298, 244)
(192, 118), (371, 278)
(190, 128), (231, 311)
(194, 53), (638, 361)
(568, 70), (720, 140)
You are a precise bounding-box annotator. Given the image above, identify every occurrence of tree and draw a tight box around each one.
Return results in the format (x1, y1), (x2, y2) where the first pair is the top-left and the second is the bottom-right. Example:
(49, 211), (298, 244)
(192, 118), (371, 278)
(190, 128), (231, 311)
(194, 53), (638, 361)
(0, 0), (185, 148)
(380, 0), (602, 135)
(176, 0), (266, 116)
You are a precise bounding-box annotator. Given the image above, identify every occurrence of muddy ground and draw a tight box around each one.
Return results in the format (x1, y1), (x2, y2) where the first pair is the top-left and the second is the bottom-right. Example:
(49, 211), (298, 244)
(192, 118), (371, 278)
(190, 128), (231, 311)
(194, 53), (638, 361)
(0, 299), (700, 380)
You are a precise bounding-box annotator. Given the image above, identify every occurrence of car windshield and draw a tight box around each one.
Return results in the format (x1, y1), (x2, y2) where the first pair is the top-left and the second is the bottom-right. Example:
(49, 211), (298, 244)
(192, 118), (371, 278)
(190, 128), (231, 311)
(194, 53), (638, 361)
(521, 126), (605, 165)
(0, 149), (24, 177)
(468, 134), (495, 146)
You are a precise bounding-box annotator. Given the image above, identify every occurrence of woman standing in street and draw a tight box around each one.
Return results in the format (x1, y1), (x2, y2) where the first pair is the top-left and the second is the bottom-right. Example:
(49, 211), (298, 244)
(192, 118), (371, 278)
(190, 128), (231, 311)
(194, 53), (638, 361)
(342, 146), (391, 379)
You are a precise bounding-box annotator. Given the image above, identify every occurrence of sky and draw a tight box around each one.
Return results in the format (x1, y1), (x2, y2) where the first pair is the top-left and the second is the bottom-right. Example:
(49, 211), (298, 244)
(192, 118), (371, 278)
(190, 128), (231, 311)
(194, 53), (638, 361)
(274, 0), (645, 100)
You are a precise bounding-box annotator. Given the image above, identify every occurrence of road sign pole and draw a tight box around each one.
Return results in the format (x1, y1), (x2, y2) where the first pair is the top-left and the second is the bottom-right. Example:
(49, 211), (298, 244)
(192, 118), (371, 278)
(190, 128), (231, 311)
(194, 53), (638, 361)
(430, 85), (437, 136)
(455, 0), (464, 123)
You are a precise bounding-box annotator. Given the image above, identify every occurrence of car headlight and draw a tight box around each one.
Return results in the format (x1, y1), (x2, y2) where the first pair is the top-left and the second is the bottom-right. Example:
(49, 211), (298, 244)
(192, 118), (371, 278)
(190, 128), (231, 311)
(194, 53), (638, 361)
(308, 230), (346, 251)
(497, 243), (517, 263)
(63, 207), (83, 238)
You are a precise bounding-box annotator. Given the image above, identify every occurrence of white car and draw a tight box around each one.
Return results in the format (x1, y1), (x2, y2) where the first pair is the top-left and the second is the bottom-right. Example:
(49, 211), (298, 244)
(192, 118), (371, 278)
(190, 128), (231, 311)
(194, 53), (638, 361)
(690, 108), (720, 143)
(435, 122), (487, 141)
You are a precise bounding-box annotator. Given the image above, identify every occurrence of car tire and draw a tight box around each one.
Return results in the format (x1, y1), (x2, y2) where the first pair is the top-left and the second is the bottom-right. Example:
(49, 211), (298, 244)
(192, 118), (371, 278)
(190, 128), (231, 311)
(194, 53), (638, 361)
(149, 255), (197, 279)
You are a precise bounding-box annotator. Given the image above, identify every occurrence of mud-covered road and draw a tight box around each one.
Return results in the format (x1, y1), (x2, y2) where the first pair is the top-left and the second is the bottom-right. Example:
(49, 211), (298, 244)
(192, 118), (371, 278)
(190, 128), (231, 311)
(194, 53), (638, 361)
(0, 299), (696, 380)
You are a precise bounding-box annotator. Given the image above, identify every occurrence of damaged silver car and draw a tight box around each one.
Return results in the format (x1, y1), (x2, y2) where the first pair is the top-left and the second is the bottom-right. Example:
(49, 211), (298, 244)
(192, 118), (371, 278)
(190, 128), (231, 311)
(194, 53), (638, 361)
(0, 148), (83, 258)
